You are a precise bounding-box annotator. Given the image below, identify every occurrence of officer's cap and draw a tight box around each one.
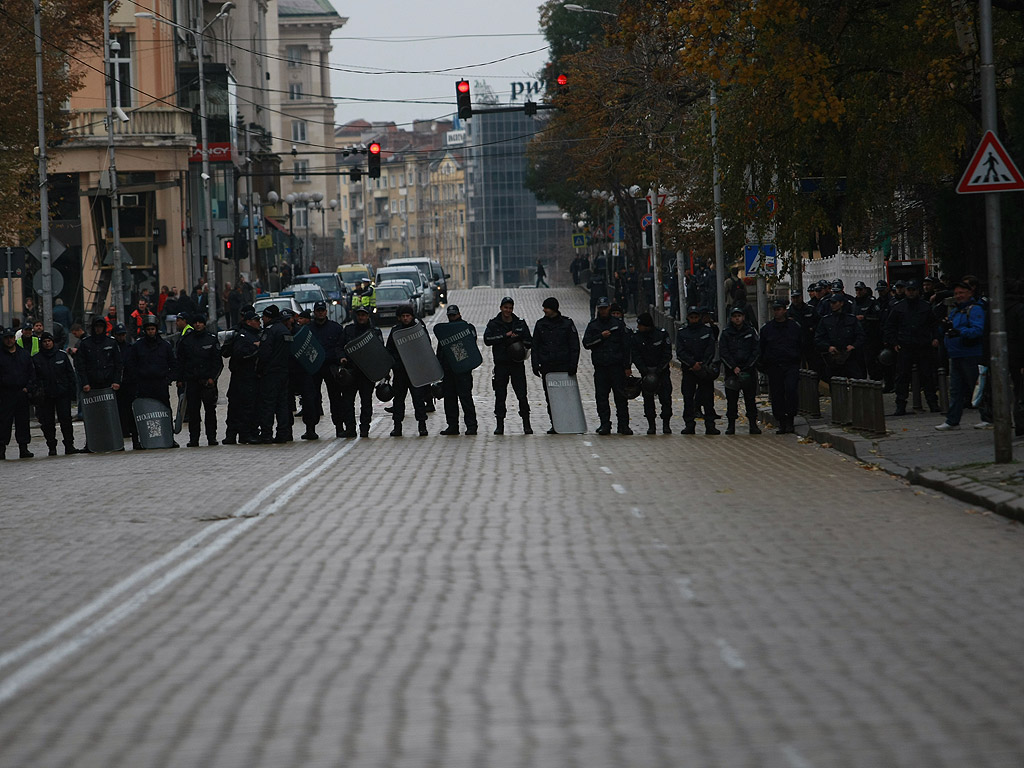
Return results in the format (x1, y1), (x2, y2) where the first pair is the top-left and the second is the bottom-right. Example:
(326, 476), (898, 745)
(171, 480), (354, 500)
(242, 310), (258, 321)
(636, 312), (654, 327)
(114, 323), (127, 334)
(500, 296), (514, 306)
(542, 297), (559, 311)
(174, 313), (190, 321)
(829, 292), (845, 303)
(262, 304), (280, 318)
(791, 289), (802, 296)
(280, 309), (295, 320)
(894, 280), (906, 288)
(299, 309), (313, 319)
(596, 296), (610, 308)
(446, 304), (461, 316)
(686, 306), (701, 316)
(831, 279), (844, 290)
(854, 281), (867, 289)
(876, 280), (888, 289)
(353, 305), (370, 315)
(923, 275), (936, 283)
(730, 306), (745, 316)
(904, 279), (920, 290)
(1, 327), (15, 338)
(772, 298), (789, 309)
(192, 313), (207, 324)
(313, 301), (327, 311)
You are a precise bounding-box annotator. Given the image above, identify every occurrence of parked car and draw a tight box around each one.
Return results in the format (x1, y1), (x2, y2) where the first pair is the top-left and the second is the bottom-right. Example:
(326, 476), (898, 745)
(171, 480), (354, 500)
(387, 257), (450, 306)
(294, 272), (349, 319)
(376, 266), (434, 314)
(374, 280), (421, 326)
(283, 283), (345, 324)
(336, 263), (374, 286)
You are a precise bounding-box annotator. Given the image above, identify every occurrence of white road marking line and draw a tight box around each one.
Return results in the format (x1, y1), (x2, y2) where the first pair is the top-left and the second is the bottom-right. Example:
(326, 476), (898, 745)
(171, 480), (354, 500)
(781, 744), (815, 768)
(676, 577), (695, 600)
(600, 466), (613, 474)
(0, 421), (380, 706)
(630, 507), (644, 518)
(611, 483), (627, 495)
(591, 453), (600, 459)
(716, 638), (746, 670)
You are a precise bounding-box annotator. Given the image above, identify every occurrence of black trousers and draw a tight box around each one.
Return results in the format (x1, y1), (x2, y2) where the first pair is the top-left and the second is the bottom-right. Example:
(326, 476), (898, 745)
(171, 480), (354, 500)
(594, 364), (629, 427)
(226, 370), (258, 441)
(185, 380), (219, 441)
(303, 370), (343, 430)
(725, 376), (758, 421)
(258, 371), (292, 440)
(681, 371), (715, 425)
(0, 389), (31, 447)
(642, 374), (673, 421)
(391, 368), (428, 423)
(895, 344), (938, 408)
(766, 365), (799, 420)
(342, 372), (375, 431)
(38, 394), (74, 447)
(443, 370), (477, 430)
(493, 362), (529, 419)
(116, 387), (133, 438)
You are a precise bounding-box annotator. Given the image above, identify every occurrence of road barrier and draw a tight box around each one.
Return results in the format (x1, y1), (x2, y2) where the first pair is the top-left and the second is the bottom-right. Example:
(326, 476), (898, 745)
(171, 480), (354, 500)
(798, 369), (822, 418)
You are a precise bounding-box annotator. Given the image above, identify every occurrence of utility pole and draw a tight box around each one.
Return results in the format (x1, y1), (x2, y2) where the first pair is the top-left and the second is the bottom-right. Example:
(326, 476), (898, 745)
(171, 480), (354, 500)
(34, 0), (54, 333)
(102, 1), (125, 327)
(711, 83), (727, 332)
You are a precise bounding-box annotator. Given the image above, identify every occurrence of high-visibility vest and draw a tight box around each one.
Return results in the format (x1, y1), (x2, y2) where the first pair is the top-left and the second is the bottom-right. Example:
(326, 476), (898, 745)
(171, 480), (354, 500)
(17, 335), (39, 356)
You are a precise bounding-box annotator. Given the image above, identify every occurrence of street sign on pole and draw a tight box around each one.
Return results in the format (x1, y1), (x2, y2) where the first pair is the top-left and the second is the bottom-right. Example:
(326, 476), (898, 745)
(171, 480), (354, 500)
(744, 243), (777, 276)
(641, 214), (653, 230)
(956, 131), (1024, 194)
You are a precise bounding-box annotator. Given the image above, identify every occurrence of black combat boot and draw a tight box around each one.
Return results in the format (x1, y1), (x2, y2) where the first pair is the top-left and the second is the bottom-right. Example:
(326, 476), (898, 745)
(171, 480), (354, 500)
(596, 423), (612, 435)
(647, 417), (657, 435)
(19, 444), (34, 458)
(522, 416), (533, 434)
(680, 423), (696, 435)
(47, 442), (58, 456)
(418, 420), (429, 436)
(725, 419), (736, 435)
(494, 418), (504, 435)
(390, 423), (403, 437)
(705, 422), (721, 435)
(662, 418), (671, 434)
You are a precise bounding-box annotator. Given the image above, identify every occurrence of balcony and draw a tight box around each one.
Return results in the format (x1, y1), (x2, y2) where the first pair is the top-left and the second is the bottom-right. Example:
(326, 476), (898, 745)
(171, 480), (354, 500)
(63, 108), (195, 149)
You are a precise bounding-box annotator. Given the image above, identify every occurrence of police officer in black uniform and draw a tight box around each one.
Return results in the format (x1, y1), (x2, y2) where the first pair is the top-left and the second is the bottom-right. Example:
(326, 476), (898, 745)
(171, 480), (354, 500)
(676, 305), (719, 435)
(853, 281), (884, 381)
(483, 296), (533, 435)
(112, 322), (134, 442)
(78, 316), (124, 452)
(0, 326), (36, 458)
(816, 292), (866, 380)
(224, 310), (261, 444)
(123, 318), (177, 448)
(759, 298), (803, 433)
(532, 296), (581, 434)
(583, 296), (632, 435)
(302, 300), (347, 439)
(177, 313), (222, 446)
(719, 306), (762, 435)
(436, 304), (479, 436)
(884, 279), (941, 416)
(340, 305), (382, 438)
(630, 312), (673, 434)
(385, 305), (431, 437)
(32, 331), (80, 455)
(255, 304), (294, 443)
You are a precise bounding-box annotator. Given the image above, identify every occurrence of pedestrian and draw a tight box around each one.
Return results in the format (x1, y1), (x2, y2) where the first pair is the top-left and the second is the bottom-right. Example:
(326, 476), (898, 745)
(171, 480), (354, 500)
(759, 298), (803, 433)
(340, 306), (381, 438)
(32, 331), (80, 455)
(884, 279), (941, 416)
(583, 296), (632, 435)
(435, 304), (479, 435)
(815, 292), (866, 380)
(223, 310), (261, 445)
(227, 283), (243, 329)
(176, 313), (222, 446)
(626, 265), (639, 314)
(128, 298), (150, 339)
(0, 326), (36, 459)
(531, 296), (581, 434)
(483, 296), (533, 435)
(719, 306), (762, 435)
(385, 305), (430, 437)
(630, 312), (673, 434)
(535, 258), (549, 288)
(301, 300), (346, 439)
(676, 306), (720, 435)
(255, 304), (294, 443)
(52, 298), (73, 331)
(935, 281), (986, 431)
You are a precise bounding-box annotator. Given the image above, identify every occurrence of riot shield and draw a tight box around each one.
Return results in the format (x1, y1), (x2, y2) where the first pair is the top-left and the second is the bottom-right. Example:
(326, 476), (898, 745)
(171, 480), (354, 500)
(174, 391), (187, 434)
(292, 325), (326, 375)
(390, 323), (444, 387)
(545, 373), (587, 434)
(132, 397), (174, 449)
(433, 322), (483, 374)
(81, 388), (125, 452)
(345, 329), (392, 382)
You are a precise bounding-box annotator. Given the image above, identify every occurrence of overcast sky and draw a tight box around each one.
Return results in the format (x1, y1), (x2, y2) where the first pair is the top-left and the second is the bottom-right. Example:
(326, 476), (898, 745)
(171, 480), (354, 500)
(327, 0), (550, 128)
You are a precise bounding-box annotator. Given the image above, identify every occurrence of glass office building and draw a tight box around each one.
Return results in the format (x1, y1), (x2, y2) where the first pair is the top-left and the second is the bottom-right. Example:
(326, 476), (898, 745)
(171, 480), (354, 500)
(466, 110), (570, 287)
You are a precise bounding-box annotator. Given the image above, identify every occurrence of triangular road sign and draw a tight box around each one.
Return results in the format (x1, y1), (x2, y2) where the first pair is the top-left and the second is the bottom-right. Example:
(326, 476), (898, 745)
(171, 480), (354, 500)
(957, 131), (1024, 194)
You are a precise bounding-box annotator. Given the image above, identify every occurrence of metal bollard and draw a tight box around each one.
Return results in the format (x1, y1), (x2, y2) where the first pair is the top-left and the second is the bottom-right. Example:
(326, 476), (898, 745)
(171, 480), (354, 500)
(866, 379), (887, 435)
(937, 367), (949, 414)
(830, 377), (852, 425)
(851, 379), (867, 430)
(911, 364), (922, 410)
(798, 369), (822, 418)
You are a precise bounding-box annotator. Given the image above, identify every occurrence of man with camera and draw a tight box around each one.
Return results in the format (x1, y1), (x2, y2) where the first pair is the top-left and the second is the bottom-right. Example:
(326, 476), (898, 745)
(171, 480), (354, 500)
(934, 281), (985, 431)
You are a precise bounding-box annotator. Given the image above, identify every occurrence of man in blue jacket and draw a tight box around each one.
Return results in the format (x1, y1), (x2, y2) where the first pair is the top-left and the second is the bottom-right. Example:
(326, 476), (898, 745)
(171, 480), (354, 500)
(935, 281), (986, 431)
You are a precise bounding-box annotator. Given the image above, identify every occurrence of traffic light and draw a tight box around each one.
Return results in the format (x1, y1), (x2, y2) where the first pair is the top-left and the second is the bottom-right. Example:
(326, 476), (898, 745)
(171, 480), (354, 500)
(643, 218), (662, 248)
(456, 79), (472, 120)
(524, 101), (537, 117)
(367, 142), (381, 178)
(349, 166), (362, 182)
(224, 237), (237, 259)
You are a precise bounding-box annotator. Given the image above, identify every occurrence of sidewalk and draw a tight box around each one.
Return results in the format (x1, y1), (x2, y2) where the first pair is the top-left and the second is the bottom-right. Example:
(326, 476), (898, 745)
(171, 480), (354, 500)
(748, 383), (1024, 521)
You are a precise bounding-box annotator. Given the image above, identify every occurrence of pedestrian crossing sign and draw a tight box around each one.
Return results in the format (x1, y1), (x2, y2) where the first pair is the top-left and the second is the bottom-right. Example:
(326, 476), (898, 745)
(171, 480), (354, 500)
(571, 234), (590, 248)
(956, 131), (1024, 194)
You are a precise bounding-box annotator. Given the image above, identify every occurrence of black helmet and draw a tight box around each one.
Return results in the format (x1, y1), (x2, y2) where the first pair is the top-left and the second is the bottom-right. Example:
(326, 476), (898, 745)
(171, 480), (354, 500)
(641, 371), (660, 394)
(877, 348), (896, 367)
(331, 364), (354, 387)
(430, 381), (444, 399)
(724, 373), (742, 391)
(374, 380), (394, 401)
(507, 340), (527, 362)
(623, 375), (642, 399)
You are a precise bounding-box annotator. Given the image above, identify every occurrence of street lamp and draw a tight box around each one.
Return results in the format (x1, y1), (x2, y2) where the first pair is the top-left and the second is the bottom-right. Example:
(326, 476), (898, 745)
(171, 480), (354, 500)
(284, 192), (297, 271)
(136, 2), (234, 327)
(563, 4), (616, 16)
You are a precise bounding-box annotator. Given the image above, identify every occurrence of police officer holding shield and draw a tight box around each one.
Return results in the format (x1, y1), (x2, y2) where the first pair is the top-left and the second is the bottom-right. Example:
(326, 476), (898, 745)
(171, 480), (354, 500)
(224, 310), (261, 444)
(436, 304), (479, 436)
(531, 297), (581, 434)
(302, 300), (346, 440)
(255, 304), (294, 443)
(385, 305), (430, 437)
(629, 312), (672, 434)
(32, 331), (80, 455)
(719, 307), (761, 435)
(676, 306), (720, 435)
(483, 296), (533, 435)
(341, 305), (382, 438)
(583, 297), (632, 435)
(176, 314), (222, 446)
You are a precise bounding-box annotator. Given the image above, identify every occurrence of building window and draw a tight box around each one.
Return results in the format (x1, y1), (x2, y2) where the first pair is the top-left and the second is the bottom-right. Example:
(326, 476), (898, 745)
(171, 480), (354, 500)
(368, 227), (374, 241)
(399, 200), (406, 214)
(390, 200), (398, 214)
(109, 33), (133, 108)
(286, 46), (305, 67)
(288, 82), (303, 100)
(294, 206), (308, 228)
(291, 121), (307, 142)
(293, 160), (309, 181)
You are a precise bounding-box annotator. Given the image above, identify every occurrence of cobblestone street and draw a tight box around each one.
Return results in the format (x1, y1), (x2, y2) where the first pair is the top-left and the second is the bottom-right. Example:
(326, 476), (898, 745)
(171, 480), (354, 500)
(2, 288), (1024, 767)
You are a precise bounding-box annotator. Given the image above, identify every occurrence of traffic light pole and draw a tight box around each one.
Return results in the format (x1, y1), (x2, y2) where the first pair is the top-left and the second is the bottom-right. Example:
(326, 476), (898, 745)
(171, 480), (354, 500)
(34, 0), (54, 333)
(103, 1), (126, 327)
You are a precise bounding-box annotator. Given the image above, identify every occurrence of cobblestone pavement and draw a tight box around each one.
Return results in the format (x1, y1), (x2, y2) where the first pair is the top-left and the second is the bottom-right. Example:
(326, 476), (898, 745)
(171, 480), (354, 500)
(2, 288), (1024, 767)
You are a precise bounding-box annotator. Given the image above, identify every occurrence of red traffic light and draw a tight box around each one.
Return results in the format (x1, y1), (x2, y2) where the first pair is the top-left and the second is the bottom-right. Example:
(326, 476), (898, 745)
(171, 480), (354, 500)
(457, 80), (470, 94)
(368, 142), (381, 155)
(556, 74), (568, 87)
